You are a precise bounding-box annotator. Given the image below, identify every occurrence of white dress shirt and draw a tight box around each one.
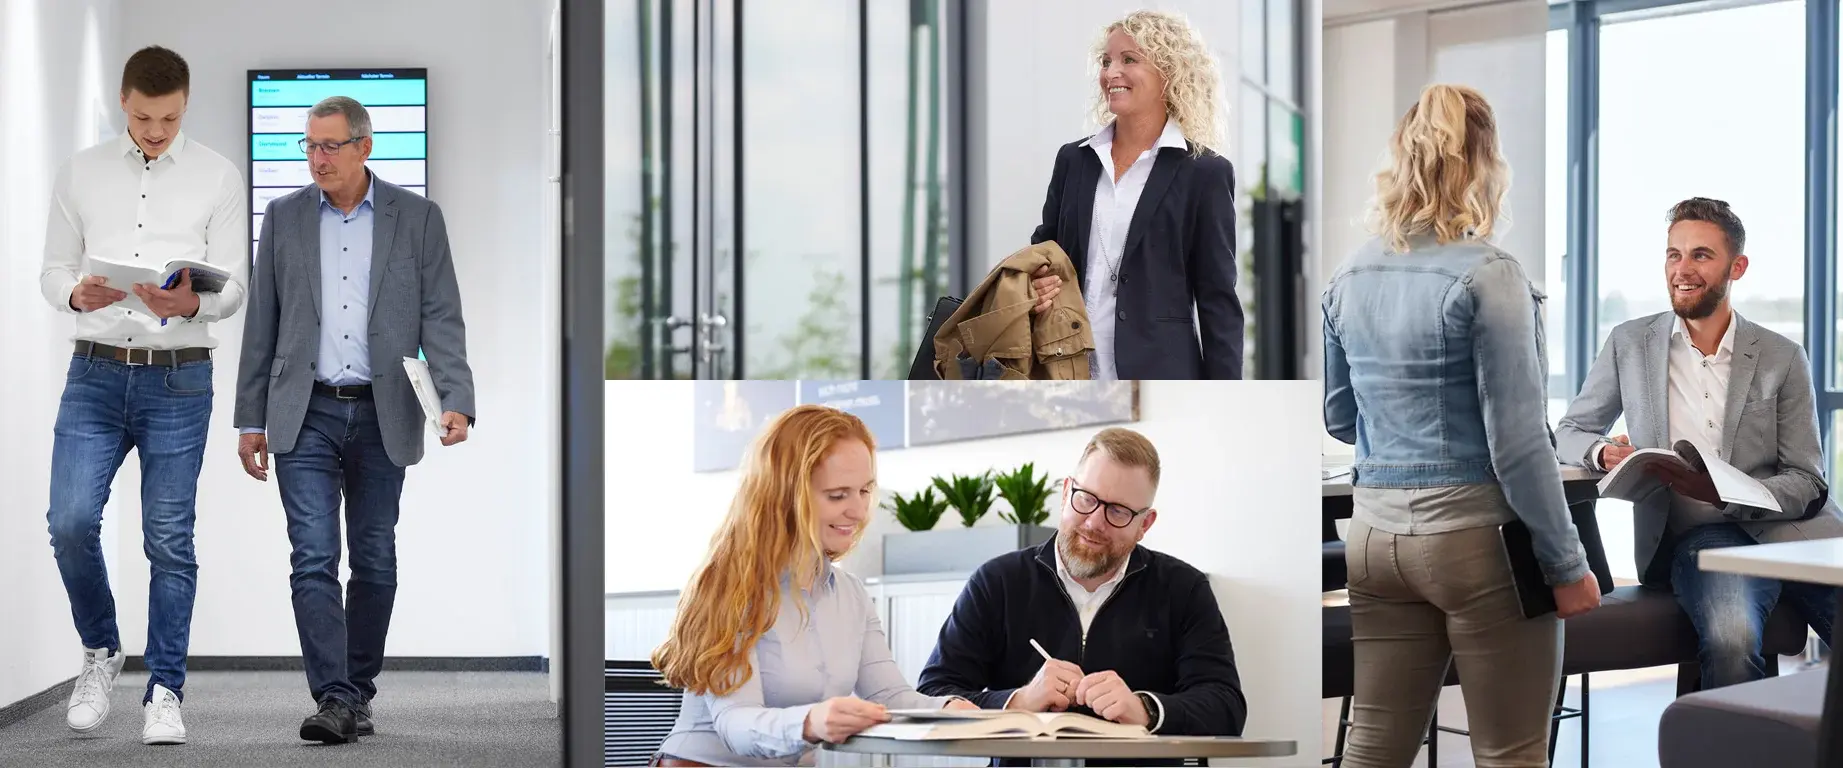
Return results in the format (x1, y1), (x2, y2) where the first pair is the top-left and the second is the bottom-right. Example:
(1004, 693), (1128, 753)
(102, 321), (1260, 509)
(39, 131), (248, 349)
(1594, 314), (1737, 530)
(1079, 116), (1189, 380)
(1662, 315), (1736, 531)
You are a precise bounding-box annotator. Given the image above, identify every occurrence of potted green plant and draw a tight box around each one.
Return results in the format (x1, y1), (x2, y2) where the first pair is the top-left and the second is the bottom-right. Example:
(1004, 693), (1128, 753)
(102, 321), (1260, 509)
(994, 463), (1054, 526)
(934, 471), (996, 527)
(884, 488), (948, 532)
(883, 464), (1058, 576)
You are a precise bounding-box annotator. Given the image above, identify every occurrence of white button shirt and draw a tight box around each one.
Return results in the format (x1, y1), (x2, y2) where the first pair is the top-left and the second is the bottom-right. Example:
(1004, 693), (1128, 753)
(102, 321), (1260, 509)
(39, 131), (249, 349)
(1662, 314), (1736, 530)
(1593, 314), (1737, 529)
(1079, 116), (1189, 381)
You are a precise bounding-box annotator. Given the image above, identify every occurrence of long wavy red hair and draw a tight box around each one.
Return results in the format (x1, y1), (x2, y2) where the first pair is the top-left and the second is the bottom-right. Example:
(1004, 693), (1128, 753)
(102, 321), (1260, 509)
(651, 405), (876, 696)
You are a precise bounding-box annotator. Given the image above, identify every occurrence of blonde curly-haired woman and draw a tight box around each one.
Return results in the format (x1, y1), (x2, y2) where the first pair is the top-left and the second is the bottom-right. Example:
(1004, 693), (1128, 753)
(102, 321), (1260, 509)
(647, 405), (975, 767)
(1322, 84), (1601, 767)
(1025, 9), (1244, 380)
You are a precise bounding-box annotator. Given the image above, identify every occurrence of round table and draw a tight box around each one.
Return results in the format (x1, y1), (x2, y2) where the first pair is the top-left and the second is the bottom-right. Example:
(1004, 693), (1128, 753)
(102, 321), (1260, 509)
(825, 735), (1297, 766)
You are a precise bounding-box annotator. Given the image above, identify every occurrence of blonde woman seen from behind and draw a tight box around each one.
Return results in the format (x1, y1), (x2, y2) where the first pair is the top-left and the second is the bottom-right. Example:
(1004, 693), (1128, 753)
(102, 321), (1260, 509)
(1321, 84), (1601, 768)
(1026, 9), (1244, 379)
(648, 405), (976, 767)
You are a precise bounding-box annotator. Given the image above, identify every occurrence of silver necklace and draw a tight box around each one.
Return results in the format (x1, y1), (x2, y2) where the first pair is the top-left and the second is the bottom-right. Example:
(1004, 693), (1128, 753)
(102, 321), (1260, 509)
(1087, 188), (1124, 317)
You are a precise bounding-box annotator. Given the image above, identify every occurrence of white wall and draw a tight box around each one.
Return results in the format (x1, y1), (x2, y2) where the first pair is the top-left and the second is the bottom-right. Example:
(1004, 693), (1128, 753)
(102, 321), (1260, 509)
(0, 0), (124, 712)
(1319, 2), (1546, 293)
(605, 381), (1324, 766)
(974, 0), (1245, 272)
(1, 0), (555, 711)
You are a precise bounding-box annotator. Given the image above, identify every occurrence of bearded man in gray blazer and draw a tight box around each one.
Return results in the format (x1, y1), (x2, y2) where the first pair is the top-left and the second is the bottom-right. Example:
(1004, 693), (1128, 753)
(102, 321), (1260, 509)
(233, 96), (476, 743)
(1555, 197), (1843, 691)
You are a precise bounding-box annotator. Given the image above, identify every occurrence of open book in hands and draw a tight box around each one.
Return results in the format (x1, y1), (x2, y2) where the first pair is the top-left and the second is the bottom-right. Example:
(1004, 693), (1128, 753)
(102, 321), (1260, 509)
(861, 710), (1151, 741)
(86, 255), (230, 315)
(1596, 439), (1780, 512)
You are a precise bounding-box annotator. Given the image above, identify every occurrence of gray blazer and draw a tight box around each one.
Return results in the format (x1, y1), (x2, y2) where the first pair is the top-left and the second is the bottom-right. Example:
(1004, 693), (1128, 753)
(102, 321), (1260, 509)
(1555, 311), (1843, 586)
(234, 178), (475, 468)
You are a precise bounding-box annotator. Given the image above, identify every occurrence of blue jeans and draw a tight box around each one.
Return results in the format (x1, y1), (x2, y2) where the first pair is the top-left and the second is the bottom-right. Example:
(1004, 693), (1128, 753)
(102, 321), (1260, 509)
(1672, 522), (1837, 689)
(47, 355), (212, 703)
(274, 391), (406, 707)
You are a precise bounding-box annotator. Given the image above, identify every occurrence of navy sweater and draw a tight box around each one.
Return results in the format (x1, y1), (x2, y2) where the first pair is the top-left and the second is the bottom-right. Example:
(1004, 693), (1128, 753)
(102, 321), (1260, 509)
(916, 535), (1247, 738)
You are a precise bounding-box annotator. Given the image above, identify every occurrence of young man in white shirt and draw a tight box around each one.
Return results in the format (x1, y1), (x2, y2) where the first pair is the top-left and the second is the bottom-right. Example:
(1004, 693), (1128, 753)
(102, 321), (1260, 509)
(39, 45), (248, 746)
(1556, 198), (1843, 690)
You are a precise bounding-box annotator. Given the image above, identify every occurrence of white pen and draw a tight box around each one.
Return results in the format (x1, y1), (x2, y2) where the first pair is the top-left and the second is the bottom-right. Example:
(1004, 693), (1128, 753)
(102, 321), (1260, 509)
(1029, 638), (1054, 661)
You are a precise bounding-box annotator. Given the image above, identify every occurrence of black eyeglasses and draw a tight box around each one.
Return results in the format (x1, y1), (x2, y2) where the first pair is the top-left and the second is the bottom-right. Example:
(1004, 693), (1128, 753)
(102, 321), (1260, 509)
(298, 136), (368, 156)
(1067, 482), (1150, 528)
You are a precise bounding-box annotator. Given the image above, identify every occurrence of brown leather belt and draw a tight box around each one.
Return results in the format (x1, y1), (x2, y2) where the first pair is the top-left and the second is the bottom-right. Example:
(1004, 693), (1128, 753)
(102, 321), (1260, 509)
(313, 381), (373, 400)
(75, 341), (210, 368)
(647, 756), (712, 767)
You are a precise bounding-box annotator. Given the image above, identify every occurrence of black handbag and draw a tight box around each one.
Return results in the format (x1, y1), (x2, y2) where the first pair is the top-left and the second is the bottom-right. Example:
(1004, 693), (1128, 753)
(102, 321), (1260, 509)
(907, 296), (963, 380)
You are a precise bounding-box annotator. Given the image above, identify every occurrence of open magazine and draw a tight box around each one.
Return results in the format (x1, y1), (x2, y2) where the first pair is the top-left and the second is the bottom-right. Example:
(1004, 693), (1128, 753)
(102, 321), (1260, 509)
(1596, 439), (1779, 512)
(862, 710), (1151, 741)
(402, 357), (448, 436)
(85, 255), (231, 318)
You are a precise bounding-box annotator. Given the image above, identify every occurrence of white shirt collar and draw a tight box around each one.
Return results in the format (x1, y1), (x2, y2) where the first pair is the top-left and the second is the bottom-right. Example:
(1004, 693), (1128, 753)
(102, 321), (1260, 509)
(1080, 115), (1188, 153)
(119, 130), (188, 163)
(1672, 312), (1738, 357)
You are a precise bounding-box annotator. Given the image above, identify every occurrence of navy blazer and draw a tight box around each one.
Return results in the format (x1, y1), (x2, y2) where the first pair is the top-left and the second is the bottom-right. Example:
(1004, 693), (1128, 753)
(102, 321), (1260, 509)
(1031, 138), (1244, 379)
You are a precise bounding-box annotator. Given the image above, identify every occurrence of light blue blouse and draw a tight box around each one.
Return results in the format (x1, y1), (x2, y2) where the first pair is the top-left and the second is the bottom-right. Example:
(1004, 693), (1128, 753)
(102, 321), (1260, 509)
(657, 563), (953, 765)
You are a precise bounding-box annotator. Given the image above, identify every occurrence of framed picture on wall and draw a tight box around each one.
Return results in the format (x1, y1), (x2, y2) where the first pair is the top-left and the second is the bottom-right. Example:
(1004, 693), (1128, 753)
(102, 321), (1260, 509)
(906, 381), (1139, 447)
(691, 380), (1140, 472)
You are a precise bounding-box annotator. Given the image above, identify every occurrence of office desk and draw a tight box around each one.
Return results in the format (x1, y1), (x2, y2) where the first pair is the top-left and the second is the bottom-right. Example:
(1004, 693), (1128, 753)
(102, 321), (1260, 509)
(1698, 539), (1843, 768)
(826, 735), (1297, 766)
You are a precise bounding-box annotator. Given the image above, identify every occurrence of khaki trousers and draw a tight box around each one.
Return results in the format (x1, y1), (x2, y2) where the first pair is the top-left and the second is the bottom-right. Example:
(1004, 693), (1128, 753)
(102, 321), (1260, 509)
(1341, 490), (1563, 768)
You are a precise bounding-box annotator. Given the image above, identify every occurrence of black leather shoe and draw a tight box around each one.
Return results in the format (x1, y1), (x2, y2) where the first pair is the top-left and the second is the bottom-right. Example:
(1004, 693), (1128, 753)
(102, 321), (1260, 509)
(299, 699), (358, 744)
(354, 700), (374, 736)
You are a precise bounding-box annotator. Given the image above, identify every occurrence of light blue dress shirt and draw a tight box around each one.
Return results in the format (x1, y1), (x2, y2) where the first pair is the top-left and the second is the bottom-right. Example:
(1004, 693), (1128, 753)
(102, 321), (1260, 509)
(316, 175), (375, 386)
(657, 562), (953, 766)
(240, 175), (375, 437)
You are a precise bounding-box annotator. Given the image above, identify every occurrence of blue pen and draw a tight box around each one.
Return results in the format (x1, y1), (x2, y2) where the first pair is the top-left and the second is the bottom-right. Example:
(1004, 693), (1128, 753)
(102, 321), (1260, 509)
(158, 270), (181, 326)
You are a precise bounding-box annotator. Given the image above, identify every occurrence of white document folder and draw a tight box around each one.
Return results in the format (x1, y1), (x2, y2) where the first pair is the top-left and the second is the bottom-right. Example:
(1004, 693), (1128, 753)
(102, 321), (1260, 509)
(402, 357), (447, 436)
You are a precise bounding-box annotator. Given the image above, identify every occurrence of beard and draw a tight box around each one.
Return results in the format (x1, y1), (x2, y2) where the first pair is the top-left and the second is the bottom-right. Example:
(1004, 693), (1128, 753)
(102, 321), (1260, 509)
(1057, 527), (1127, 581)
(1670, 276), (1730, 320)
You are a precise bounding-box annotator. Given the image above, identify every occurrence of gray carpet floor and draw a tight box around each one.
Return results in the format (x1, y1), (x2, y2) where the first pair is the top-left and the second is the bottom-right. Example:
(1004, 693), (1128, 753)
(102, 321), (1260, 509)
(0, 671), (561, 767)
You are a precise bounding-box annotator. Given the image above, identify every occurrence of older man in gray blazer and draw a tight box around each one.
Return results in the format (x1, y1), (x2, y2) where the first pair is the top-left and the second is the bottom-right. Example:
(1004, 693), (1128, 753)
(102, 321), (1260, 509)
(1556, 197), (1843, 691)
(233, 96), (475, 743)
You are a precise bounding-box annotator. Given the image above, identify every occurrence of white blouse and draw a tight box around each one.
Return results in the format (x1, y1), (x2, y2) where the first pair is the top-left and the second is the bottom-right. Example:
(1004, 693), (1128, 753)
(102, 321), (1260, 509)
(1078, 116), (1189, 379)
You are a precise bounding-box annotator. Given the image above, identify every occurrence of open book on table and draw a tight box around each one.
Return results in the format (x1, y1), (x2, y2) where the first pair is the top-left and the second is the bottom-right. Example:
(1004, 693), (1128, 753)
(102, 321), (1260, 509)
(1596, 439), (1779, 512)
(863, 710), (1152, 741)
(84, 255), (231, 318)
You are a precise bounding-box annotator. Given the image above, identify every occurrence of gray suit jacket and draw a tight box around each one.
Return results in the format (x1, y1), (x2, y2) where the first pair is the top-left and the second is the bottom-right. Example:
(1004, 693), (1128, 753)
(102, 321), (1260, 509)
(1555, 311), (1843, 586)
(234, 177), (475, 468)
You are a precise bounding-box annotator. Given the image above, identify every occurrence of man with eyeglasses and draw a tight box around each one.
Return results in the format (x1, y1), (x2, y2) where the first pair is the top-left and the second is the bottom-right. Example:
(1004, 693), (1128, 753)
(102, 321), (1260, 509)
(233, 95), (475, 744)
(917, 427), (1246, 765)
(41, 45), (247, 747)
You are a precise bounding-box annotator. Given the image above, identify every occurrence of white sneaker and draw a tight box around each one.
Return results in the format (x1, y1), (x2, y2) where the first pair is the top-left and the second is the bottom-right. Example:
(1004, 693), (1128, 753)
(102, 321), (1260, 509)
(141, 684), (186, 745)
(66, 647), (125, 733)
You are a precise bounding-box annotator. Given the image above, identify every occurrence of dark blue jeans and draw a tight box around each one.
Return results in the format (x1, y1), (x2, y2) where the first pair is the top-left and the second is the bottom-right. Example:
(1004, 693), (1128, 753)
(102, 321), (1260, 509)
(47, 355), (212, 704)
(274, 391), (406, 707)
(1673, 522), (1837, 689)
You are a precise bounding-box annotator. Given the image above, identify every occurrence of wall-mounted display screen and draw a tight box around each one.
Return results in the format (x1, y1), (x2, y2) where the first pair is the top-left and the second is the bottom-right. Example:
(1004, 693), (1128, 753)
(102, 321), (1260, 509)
(247, 68), (428, 256)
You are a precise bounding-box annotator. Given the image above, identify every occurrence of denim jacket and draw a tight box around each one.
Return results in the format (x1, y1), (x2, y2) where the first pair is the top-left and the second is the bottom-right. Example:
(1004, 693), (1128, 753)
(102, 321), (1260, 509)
(1323, 235), (1586, 585)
